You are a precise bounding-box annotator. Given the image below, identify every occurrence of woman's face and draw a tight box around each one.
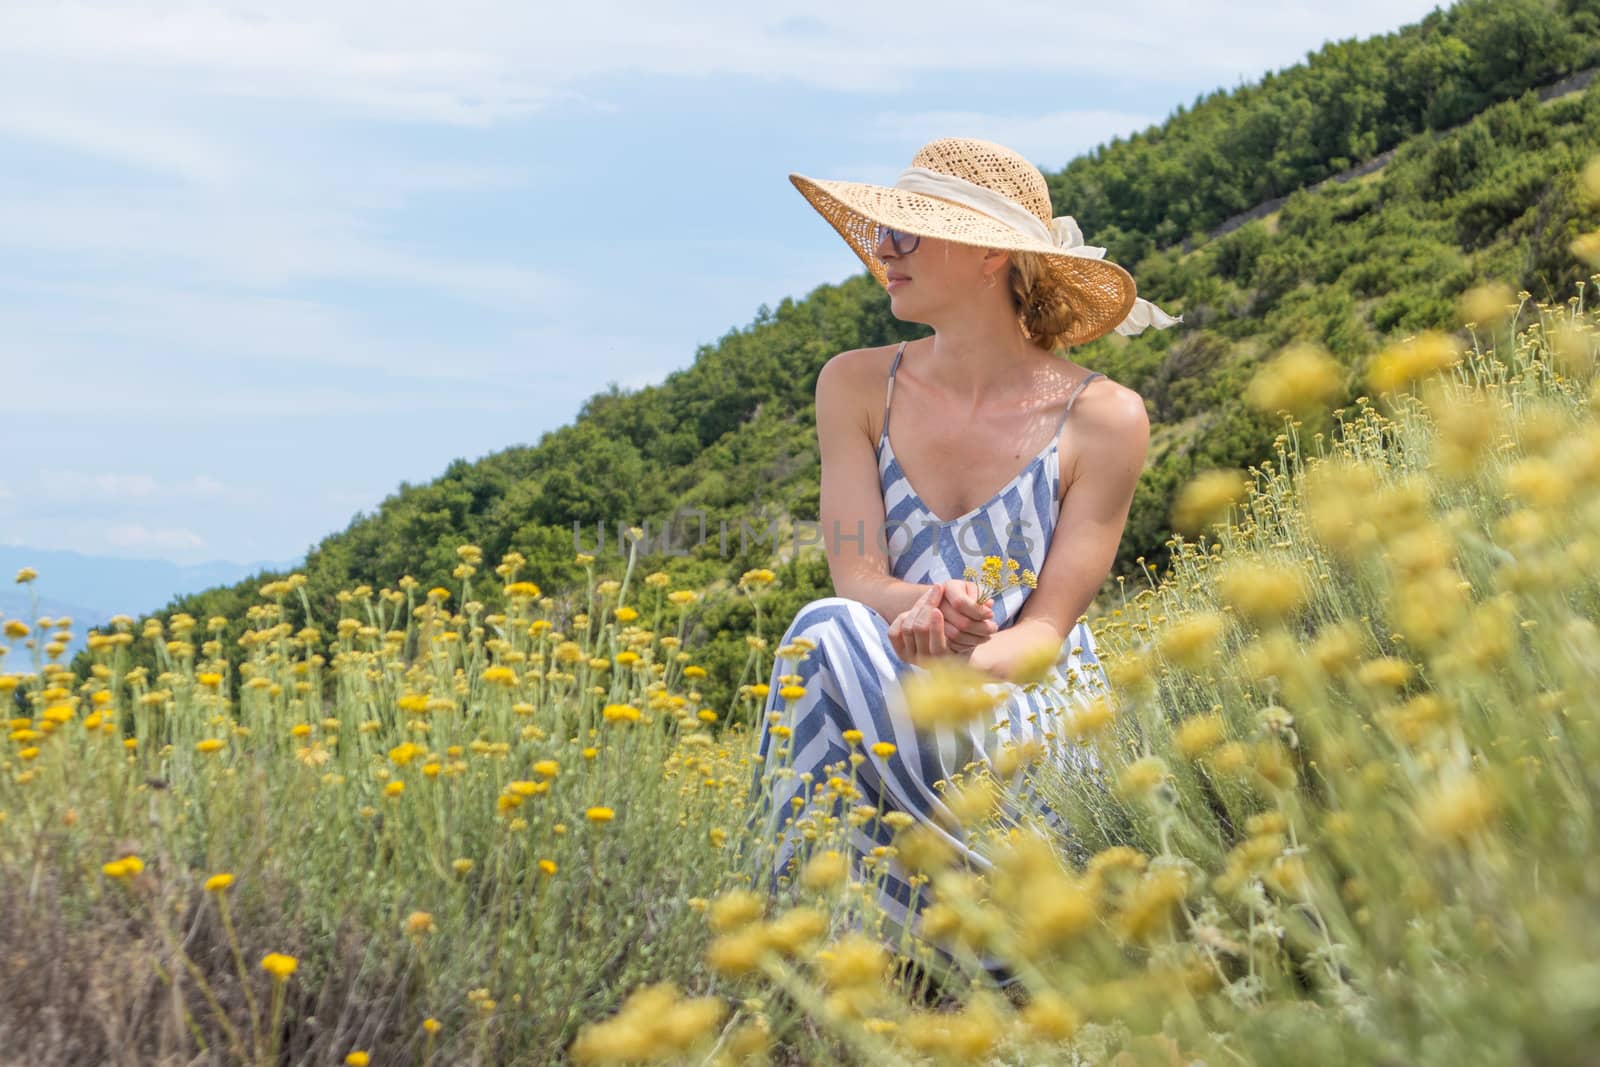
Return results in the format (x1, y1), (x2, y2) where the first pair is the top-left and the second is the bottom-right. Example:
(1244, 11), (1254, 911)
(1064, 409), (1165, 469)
(873, 227), (1004, 324)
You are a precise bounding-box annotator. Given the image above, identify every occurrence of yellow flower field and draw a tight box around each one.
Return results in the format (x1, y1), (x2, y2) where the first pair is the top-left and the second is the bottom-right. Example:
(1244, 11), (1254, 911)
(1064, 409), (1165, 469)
(3, 281), (1600, 1064)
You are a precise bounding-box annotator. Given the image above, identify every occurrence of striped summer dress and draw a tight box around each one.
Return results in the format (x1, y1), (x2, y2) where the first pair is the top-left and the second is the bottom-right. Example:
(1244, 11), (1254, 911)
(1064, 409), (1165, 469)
(747, 338), (1113, 943)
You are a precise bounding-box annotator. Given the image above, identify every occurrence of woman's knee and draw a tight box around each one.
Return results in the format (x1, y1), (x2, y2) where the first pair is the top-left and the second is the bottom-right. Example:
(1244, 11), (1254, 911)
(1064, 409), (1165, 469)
(783, 596), (865, 639)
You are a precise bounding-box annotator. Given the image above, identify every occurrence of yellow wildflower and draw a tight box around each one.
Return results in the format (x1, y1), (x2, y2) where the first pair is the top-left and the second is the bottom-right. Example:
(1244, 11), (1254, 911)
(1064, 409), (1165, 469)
(709, 889), (765, 933)
(1456, 282), (1515, 327)
(1020, 991), (1081, 1042)
(1154, 612), (1228, 672)
(800, 849), (848, 890)
(1116, 756), (1168, 800)
(1365, 331), (1458, 394)
(816, 934), (888, 990)
(388, 741), (424, 766)
(1215, 559), (1309, 625)
(1417, 773), (1500, 846)
(1173, 713), (1227, 760)
(901, 659), (1002, 729)
(1246, 342), (1343, 416)
(764, 907), (826, 956)
(602, 704), (641, 724)
(1171, 469), (1250, 534)
(1114, 865), (1190, 943)
(102, 855), (145, 879)
(1356, 656), (1413, 691)
(260, 952), (298, 980)
(1063, 694), (1117, 741)
(482, 666), (518, 687)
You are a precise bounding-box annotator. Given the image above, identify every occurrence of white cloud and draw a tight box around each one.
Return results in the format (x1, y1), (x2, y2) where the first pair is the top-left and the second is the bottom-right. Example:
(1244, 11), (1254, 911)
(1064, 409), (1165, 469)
(105, 523), (208, 551)
(0, 0), (1445, 311)
(0, 308), (691, 418)
(43, 472), (159, 500)
(36, 470), (230, 502)
(0, 0), (1447, 313)
(0, 2), (1450, 116)
(0, 192), (576, 307)
(0, 107), (238, 183)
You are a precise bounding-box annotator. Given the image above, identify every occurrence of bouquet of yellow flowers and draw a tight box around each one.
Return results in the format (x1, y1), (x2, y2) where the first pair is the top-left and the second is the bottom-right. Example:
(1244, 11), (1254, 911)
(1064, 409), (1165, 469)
(962, 554), (1037, 606)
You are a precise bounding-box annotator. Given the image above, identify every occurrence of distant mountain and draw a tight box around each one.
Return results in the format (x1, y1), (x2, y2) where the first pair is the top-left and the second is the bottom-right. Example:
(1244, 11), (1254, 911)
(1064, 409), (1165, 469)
(0, 546), (298, 662)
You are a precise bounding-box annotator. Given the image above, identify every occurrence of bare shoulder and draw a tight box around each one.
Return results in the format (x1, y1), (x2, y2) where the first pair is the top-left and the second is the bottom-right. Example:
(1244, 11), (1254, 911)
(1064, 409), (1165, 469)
(1065, 375), (1150, 481)
(817, 342), (902, 390)
(1075, 377), (1152, 441)
(816, 342), (904, 437)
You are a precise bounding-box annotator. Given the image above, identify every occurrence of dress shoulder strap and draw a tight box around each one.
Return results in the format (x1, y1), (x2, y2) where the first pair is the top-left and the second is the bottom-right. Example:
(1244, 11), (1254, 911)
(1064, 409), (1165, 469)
(881, 341), (908, 442)
(1052, 370), (1104, 435)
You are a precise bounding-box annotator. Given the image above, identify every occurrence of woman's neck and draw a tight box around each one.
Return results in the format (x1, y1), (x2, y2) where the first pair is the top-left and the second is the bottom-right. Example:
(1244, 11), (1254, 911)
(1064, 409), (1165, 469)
(920, 309), (1054, 404)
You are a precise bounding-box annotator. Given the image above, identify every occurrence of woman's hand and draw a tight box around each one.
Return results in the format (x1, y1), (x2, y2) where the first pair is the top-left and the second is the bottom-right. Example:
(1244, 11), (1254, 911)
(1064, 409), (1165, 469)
(966, 620), (1065, 683)
(935, 579), (996, 653)
(888, 581), (996, 667)
(888, 585), (947, 666)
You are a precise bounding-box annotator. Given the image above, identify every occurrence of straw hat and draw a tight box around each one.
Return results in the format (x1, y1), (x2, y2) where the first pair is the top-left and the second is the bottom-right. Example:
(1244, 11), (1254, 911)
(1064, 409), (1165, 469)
(790, 137), (1182, 347)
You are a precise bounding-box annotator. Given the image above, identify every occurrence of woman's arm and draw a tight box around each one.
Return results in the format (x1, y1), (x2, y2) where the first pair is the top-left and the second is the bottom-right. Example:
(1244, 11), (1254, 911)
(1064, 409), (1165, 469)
(972, 386), (1151, 681)
(814, 350), (931, 622)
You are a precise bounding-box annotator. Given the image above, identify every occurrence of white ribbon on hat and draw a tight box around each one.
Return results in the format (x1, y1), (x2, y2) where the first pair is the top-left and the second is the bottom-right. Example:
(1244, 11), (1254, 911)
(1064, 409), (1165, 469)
(893, 165), (1184, 336)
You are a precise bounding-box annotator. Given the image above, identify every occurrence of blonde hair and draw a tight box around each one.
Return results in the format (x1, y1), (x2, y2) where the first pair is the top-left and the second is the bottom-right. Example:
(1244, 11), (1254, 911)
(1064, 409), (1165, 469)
(1006, 249), (1084, 353)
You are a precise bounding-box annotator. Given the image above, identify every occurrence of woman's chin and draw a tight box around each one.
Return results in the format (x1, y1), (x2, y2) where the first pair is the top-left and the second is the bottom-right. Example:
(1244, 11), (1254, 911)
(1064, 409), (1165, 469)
(887, 291), (921, 321)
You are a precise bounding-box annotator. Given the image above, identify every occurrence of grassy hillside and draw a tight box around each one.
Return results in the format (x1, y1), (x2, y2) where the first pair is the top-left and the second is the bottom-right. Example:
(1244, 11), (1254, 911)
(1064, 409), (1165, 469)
(77, 0), (1600, 721)
(7, 283), (1599, 1064)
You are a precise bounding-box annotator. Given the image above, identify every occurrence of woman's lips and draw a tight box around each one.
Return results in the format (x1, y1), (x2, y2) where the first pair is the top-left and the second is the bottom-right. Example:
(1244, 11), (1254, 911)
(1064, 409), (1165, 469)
(886, 274), (910, 290)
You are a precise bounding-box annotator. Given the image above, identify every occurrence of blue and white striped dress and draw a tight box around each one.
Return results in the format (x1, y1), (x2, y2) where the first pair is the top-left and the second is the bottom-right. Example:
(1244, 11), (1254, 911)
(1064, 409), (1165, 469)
(748, 339), (1112, 938)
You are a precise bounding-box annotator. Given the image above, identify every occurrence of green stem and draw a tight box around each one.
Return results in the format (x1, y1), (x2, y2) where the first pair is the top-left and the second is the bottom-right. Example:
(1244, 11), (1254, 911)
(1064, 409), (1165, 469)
(218, 895), (263, 1059)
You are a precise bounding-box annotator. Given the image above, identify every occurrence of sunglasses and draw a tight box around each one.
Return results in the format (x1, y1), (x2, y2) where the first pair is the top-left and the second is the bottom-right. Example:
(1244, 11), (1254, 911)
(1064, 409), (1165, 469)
(873, 224), (921, 256)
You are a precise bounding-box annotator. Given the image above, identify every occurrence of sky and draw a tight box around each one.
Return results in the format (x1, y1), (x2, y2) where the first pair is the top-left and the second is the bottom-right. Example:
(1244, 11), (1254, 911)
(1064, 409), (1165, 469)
(0, 0), (1450, 574)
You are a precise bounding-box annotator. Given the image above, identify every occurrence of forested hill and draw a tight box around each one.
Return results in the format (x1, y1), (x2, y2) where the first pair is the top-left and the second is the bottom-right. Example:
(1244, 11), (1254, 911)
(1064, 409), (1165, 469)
(122, 0), (1600, 714)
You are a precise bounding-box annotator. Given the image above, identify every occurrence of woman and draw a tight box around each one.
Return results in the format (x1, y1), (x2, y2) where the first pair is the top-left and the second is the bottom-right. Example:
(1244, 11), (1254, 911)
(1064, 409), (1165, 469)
(746, 137), (1181, 967)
